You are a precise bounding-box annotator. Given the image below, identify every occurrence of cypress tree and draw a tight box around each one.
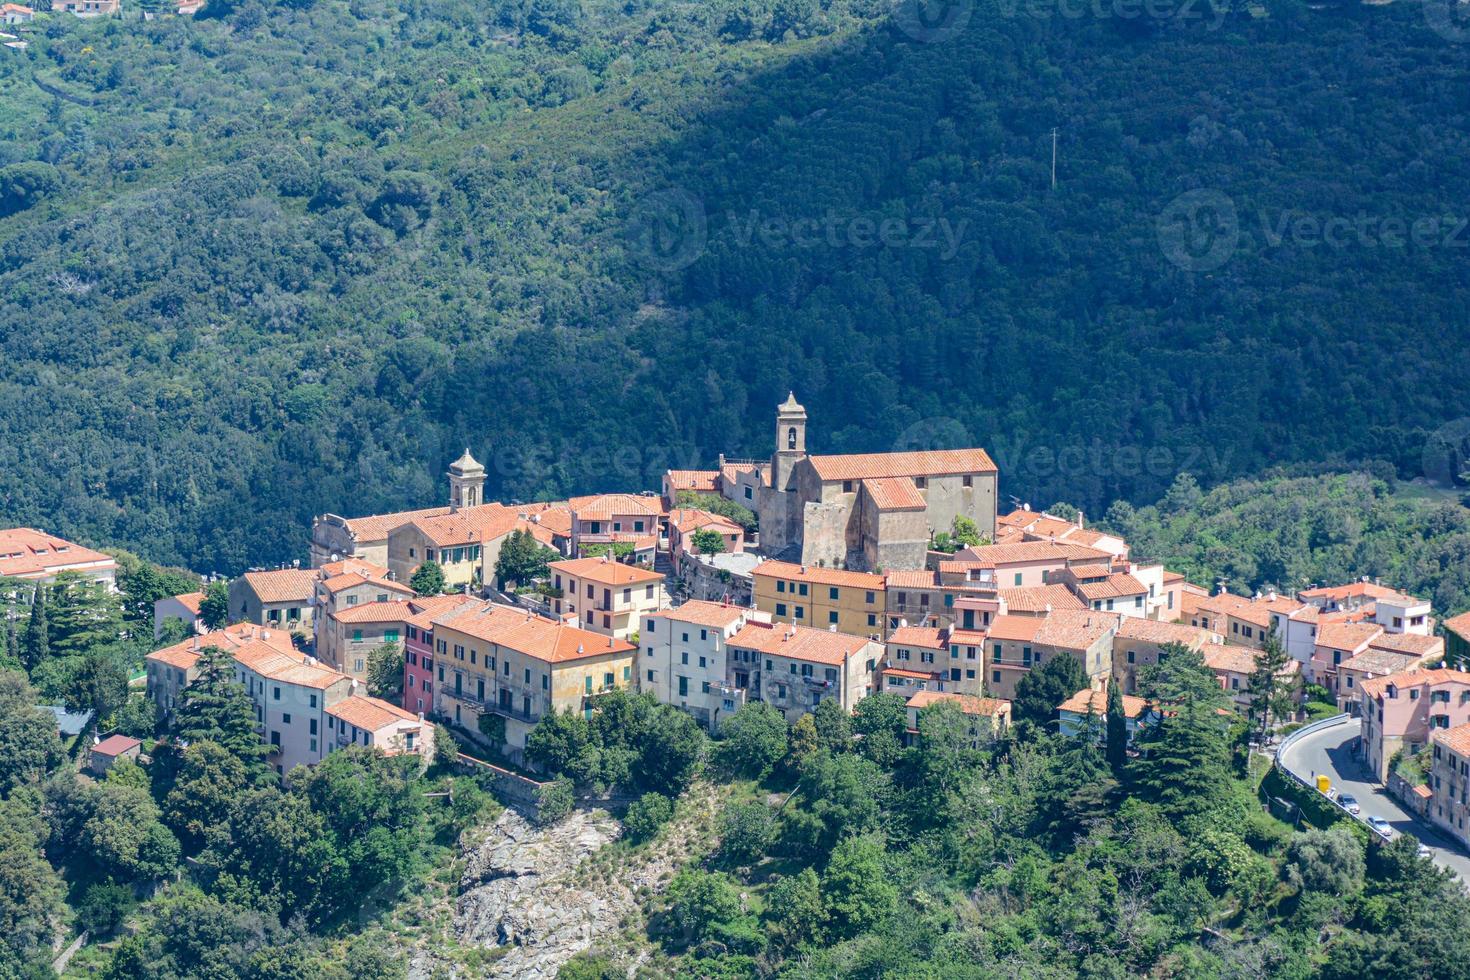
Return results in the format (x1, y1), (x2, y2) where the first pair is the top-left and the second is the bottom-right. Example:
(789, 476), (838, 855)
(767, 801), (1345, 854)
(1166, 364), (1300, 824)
(22, 585), (48, 673)
(174, 646), (270, 773)
(1105, 681), (1128, 777)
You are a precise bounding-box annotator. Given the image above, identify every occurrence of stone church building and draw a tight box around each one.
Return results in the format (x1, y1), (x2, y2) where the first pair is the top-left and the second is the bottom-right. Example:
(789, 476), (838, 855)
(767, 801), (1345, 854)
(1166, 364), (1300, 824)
(756, 393), (998, 572)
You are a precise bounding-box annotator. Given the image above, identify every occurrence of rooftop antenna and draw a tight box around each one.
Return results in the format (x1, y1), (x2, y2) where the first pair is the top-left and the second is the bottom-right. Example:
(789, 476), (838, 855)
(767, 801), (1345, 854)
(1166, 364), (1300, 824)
(1050, 128), (1058, 190)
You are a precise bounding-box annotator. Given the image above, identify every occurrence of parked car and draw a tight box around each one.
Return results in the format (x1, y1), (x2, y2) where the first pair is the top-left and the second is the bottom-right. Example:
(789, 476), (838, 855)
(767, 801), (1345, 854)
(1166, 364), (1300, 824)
(1417, 842), (1432, 859)
(1338, 794), (1361, 814)
(1366, 815), (1392, 838)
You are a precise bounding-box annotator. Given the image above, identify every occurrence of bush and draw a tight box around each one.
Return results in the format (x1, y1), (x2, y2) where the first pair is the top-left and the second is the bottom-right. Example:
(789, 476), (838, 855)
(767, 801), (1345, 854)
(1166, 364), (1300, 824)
(716, 702), (788, 777)
(623, 792), (674, 843)
(718, 801), (774, 866)
(76, 881), (135, 939)
(534, 778), (574, 826)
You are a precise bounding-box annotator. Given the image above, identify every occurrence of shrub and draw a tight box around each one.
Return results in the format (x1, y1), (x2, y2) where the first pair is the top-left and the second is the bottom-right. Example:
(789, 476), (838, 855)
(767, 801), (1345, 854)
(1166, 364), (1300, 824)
(76, 881), (135, 939)
(624, 792), (674, 843)
(534, 778), (574, 826)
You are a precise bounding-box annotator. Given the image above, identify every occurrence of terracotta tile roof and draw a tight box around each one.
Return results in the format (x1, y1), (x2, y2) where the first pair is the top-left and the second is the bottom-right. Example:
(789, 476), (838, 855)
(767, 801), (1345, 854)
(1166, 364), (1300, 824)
(327, 695), (419, 731)
(649, 600), (749, 630)
(319, 558), (392, 579)
(168, 592), (204, 614)
(720, 461), (763, 486)
(667, 508), (742, 535)
(862, 476), (926, 511)
(1367, 632), (1444, 657)
(1075, 573), (1147, 601)
(1162, 571), (1186, 583)
(1339, 649), (1424, 676)
(330, 600), (412, 624)
(522, 506), (573, 538)
(1442, 610), (1470, 639)
(343, 506), (452, 543)
(752, 560), (885, 591)
(1317, 621), (1384, 652)
(1260, 595), (1308, 615)
(1432, 723), (1470, 756)
(321, 571), (414, 597)
(906, 690), (1008, 716)
(404, 593), (480, 630)
(1299, 581), (1403, 602)
(885, 569), (940, 589)
(92, 734), (141, 756)
(947, 628), (989, 645)
(727, 621), (874, 666)
(884, 667), (941, 680)
(568, 493), (664, 519)
(240, 568), (316, 605)
(987, 615), (1041, 643)
(953, 541), (1110, 566)
(432, 602), (636, 663)
(551, 556), (663, 586)
(411, 504), (525, 548)
(1361, 668), (1470, 699)
(0, 527), (115, 579)
(1114, 618), (1217, 648)
(666, 470), (720, 493)
(886, 626), (946, 649)
(999, 584), (1086, 613)
(807, 448), (996, 481)
(1203, 647), (1261, 675)
(1032, 609), (1120, 650)
(1057, 682), (1150, 719)
(147, 622), (297, 672)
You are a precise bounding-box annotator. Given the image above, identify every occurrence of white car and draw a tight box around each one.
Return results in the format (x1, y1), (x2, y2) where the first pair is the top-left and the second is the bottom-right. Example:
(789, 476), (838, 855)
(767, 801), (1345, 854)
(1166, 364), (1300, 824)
(1417, 843), (1432, 859)
(1366, 815), (1392, 838)
(1338, 794), (1361, 815)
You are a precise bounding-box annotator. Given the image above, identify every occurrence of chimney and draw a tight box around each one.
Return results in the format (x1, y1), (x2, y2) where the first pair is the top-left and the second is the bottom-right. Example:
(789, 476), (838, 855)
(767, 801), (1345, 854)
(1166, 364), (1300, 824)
(1076, 511), (1085, 528)
(262, 630), (271, 640)
(577, 643), (584, 654)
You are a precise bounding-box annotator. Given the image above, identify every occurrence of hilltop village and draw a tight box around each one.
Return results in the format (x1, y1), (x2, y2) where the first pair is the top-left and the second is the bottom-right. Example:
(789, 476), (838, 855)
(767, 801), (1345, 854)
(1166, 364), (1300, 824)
(8, 394), (1470, 854)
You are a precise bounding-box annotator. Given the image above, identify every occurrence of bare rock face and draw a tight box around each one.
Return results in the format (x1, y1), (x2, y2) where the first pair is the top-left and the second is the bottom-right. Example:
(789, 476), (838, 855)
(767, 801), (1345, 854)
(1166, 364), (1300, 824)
(451, 807), (623, 979)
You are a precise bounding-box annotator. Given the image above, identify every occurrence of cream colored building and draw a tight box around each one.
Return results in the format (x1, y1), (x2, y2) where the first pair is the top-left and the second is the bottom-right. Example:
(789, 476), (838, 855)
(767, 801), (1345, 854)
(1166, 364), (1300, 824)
(724, 620), (880, 724)
(1111, 618), (1221, 695)
(548, 556), (667, 640)
(640, 601), (768, 730)
(144, 622), (298, 716)
(985, 609), (1119, 700)
(229, 568), (316, 636)
(0, 527), (117, 591)
(430, 602), (637, 764)
(904, 690), (1010, 745)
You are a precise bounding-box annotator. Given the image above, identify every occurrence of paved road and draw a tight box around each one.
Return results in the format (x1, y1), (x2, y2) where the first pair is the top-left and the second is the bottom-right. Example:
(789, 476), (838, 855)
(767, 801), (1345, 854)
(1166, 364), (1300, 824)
(1279, 717), (1470, 881)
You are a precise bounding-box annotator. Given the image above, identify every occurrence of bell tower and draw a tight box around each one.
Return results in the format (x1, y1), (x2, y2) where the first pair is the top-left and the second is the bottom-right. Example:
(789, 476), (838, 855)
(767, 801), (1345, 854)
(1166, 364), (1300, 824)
(772, 392), (807, 492)
(447, 449), (486, 511)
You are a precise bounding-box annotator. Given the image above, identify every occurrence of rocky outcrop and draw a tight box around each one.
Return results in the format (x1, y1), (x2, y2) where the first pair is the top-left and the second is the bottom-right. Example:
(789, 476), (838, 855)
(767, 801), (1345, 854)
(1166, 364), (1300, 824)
(453, 807), (621, 977)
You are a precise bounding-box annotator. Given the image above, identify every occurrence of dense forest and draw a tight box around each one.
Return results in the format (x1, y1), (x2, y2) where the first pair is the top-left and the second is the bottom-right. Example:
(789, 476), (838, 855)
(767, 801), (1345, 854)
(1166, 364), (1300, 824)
(1, 0), (1468, 574)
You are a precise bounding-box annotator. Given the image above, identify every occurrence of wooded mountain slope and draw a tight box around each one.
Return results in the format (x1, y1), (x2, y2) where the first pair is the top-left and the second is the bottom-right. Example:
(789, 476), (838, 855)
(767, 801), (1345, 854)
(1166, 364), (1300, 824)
(1, 0), (1467, 572)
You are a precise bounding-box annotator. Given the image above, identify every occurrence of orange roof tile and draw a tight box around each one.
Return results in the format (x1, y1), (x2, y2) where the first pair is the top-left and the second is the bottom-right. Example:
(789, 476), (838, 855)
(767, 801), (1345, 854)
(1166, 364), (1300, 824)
(1317, 621), (1384, 652)
(752, 560), (885, 591)
(1075, 573), (1147, 601)
(410, 504), (525, 548)
(1339, 649), (1425, 676)
(885, 569), (940, 589)
(404, 593), (480, 630)
(551, 556), (663, 586)
(147, 622), (297, 672)
(648, 600), (750, 630)
(1300, 581), (1403, 602)
(568, 493), (664, 519)
(320, 571), (415, 597)
(807, 448), (996, 481)
(862, 477), (927, 511)
(342, 506), (453, 543)
(1442, 610), (1470, 639)
(240, 568), (316, 605)
(330, 601), (412, 624)
(1361, 668), (1470, 699)
(953, 541), (1110, 566)
(1057, 681), (1150, 719)
(1114, 618), (1217, 648)
(432, 602), (636, 663)
(1432, 723), (1470, 756)
(167, 592), (205, 615)
(1367, 632), (1444, 657)
(906, 690), (1008, 716)
(727, 621), (874, 665)
(666, 470), (721, 493)
(987, 615), (1042, 643)
(0, 527), (115, 579)
(886, 626), (946, 649)
(667, 508), (742, 535)
(327, 695), (419, 731)
(93, 734), (141, 756)
(318, 558), (392, 579)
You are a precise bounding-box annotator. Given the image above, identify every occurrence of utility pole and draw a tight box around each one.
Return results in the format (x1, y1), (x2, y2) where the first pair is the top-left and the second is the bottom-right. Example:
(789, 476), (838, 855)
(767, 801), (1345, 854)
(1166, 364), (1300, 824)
(1050, 128), (1058, 190)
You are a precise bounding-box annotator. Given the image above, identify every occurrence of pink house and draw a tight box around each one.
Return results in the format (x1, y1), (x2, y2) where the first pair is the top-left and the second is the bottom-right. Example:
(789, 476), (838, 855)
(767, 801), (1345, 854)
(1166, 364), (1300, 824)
(1359, 668), (1470, 782)
(667, 507), (744, 576)
(402, 594), (477, 715)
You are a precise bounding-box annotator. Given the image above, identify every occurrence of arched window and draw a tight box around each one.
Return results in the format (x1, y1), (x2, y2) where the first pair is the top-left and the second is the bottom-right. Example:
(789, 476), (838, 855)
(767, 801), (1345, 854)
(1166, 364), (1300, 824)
(787, 426), (798, 449)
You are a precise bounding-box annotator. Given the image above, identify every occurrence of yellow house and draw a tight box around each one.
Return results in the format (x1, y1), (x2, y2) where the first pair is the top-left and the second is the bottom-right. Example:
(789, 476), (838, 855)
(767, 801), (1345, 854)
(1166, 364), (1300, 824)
(430, 602), (637, 763)
(751, 560), (885, 640)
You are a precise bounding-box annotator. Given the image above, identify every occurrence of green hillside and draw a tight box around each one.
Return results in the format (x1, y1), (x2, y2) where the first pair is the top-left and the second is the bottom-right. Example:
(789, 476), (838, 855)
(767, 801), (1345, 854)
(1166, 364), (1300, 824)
(2, 0), (1469, 572)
